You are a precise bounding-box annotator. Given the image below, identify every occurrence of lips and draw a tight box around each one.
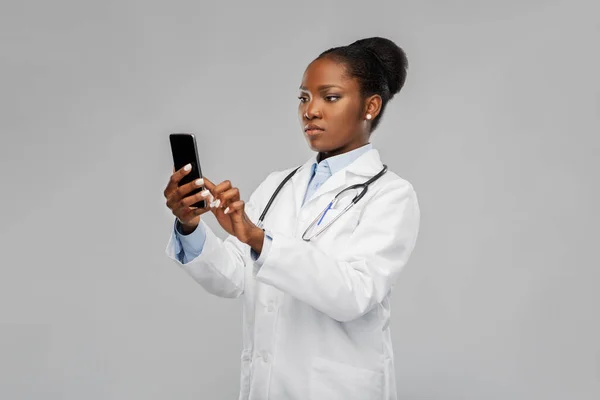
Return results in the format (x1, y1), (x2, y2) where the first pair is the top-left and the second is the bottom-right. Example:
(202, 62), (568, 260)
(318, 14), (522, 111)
(304, 124), (325, 135)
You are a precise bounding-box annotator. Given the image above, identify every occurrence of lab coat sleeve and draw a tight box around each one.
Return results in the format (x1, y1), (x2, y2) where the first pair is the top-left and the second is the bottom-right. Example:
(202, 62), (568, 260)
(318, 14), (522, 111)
(165, 172), (277, 299)
(254, 180), (420, 322)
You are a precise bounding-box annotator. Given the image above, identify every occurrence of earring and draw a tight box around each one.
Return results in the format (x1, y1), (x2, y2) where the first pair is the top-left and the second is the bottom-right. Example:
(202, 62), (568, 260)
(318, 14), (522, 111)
(366, 114), (372, 120)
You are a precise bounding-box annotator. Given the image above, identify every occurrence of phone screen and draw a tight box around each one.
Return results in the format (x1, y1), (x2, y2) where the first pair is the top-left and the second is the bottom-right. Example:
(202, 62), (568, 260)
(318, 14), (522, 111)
(169, 133), (205, 208)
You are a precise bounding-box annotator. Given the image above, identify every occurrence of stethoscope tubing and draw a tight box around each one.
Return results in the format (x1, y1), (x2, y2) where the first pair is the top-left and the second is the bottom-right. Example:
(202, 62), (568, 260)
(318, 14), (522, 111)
(256, 164), (388, 240)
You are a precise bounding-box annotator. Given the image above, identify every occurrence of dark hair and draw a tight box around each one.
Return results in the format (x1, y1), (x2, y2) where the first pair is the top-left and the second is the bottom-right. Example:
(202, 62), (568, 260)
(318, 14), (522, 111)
(316, 37), (408, 132)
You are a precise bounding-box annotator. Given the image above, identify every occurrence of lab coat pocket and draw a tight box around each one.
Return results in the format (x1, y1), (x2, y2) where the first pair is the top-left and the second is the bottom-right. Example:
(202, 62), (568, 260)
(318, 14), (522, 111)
(308, 357), (383, 400)
(239, 349), (253, 399)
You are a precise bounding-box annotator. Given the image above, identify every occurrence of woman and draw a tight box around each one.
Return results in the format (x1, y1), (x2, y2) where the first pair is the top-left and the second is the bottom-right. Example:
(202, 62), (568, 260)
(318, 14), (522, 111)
(163, 36), (420, 400)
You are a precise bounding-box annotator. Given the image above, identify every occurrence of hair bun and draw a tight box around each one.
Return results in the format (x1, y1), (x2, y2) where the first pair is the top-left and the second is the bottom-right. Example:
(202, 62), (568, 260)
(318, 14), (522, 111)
(350, 37), (408, 96)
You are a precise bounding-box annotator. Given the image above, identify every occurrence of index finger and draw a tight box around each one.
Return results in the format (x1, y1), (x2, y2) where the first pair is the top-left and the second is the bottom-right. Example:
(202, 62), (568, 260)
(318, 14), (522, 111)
(164, 164), (192, 195)
(202, 177), (216, 191)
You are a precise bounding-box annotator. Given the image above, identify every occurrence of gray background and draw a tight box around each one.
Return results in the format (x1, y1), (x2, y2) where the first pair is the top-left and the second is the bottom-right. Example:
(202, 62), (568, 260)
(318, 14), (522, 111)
(1, 0), (598, 399)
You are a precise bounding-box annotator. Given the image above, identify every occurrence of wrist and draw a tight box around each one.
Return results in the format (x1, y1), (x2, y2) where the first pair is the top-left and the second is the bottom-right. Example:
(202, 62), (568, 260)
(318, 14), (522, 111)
(178, 219), (199, 235)
(247, 227), (265, 253)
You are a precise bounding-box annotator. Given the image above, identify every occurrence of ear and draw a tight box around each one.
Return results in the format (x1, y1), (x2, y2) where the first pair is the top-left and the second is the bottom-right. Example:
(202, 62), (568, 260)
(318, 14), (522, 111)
(363, 94), (382, 120)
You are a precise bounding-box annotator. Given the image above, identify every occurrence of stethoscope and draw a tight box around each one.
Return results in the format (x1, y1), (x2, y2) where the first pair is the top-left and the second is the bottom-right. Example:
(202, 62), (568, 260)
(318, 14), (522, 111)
(256, 164), (388, 241)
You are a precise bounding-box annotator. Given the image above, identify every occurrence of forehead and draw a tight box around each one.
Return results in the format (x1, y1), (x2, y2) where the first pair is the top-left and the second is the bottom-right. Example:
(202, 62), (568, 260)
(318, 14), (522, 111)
(300, 57), (358, 91)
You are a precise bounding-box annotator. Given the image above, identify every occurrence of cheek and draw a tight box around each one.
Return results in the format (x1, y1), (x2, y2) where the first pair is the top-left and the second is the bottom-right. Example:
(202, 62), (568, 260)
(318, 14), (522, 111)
(328, 103), (358, 129)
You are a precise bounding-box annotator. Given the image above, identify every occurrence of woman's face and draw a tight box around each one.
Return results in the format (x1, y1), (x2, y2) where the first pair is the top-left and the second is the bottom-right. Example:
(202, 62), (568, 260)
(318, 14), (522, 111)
(298, 57), (370, 158)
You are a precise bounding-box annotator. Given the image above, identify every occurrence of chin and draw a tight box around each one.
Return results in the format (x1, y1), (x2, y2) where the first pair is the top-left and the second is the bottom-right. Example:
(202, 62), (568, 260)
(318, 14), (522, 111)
(306, 140), (338, 155)
(305, 137), (327, 152)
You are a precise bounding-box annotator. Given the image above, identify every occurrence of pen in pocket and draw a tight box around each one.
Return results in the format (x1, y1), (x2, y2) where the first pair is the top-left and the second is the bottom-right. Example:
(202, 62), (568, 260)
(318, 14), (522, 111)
(317, 201), (333, 226)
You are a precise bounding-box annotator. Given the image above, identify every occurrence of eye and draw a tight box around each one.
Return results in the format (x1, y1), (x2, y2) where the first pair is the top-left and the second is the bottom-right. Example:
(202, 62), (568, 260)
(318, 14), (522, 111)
(298, 96), (308, 103)
(325, 95), (340, 102)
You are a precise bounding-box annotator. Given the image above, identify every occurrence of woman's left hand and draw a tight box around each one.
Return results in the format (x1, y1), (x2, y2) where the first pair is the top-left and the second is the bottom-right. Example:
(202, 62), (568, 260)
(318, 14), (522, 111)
(202, 177), (264, 251)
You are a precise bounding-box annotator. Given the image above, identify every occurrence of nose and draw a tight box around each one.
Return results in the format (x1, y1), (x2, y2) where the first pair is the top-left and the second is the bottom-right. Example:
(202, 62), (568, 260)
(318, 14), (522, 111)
(303, 100), (322, 120)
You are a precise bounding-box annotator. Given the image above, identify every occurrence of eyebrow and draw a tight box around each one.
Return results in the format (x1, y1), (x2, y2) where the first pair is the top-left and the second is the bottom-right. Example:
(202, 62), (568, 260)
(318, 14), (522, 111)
(299, 84), (343, 91)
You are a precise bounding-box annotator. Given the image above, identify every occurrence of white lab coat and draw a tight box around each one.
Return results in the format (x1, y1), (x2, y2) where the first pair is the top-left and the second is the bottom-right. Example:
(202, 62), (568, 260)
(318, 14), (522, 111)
(165, 148), (420, 400)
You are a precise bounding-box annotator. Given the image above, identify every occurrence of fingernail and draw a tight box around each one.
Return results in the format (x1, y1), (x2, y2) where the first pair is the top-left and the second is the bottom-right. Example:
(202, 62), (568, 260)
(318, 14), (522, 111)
(200, 190), (211, 197)
(213, 199), (221, 208)
(224, 207), (230, 214)
(184, 164), (191, 171)
(195, 178), (204, 186)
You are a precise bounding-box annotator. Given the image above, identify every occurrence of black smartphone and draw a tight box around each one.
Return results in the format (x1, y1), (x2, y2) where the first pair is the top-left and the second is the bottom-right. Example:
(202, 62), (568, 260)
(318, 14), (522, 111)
(169, 133), (206, 208)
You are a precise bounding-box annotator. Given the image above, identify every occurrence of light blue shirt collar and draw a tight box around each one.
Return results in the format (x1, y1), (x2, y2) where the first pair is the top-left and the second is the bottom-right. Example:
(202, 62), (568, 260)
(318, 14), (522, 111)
(310, 143), (373, 177)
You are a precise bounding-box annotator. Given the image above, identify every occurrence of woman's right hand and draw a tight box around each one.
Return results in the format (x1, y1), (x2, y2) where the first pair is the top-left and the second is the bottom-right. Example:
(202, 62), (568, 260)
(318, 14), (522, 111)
(164, 164), (212, 233)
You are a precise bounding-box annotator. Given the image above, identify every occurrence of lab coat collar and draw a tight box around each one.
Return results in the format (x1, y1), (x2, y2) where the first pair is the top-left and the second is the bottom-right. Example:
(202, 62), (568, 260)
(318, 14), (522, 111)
(345, 147), (384, 177)
(291, 148), (384, 213)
